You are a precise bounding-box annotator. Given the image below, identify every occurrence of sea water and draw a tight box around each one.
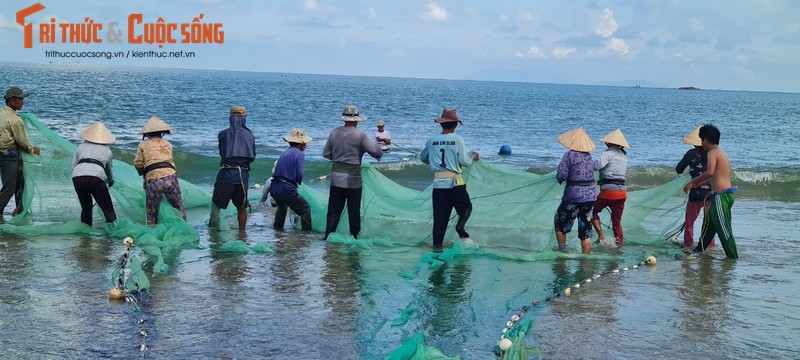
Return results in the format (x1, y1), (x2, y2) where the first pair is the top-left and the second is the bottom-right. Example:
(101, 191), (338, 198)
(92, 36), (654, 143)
(1, 62), (798, 359)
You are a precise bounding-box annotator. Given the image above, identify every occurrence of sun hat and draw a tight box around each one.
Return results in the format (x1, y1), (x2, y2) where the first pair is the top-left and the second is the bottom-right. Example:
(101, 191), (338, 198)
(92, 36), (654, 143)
(139, 116), (173, 134)
(377, 119), (385, 126)
(434, 108), (464, 125)
(339, 105), (366, 121)
(682, 126), (702, 146)
(282, 128), (313, 144)
(230, 106), (247, 116)
(4, 87), (28, 100)
(557, 127), (596, 152)
(599, 128), (630, 149)
(79, 122), (116, 144)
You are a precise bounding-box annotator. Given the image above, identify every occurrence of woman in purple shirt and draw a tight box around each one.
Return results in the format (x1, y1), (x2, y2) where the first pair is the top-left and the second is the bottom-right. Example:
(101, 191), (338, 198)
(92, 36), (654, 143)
(554, 128), (597, 254)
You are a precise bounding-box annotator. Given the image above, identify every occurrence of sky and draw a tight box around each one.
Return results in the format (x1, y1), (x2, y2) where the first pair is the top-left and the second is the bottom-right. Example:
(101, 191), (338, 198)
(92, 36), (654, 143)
(1, 0), (799, 92)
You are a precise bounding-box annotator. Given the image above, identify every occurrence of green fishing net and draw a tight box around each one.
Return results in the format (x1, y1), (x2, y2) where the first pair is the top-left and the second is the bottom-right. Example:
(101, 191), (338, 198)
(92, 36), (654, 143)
(1, 113), (210, 287)
(2, 112), (688, 359)
(300, 160), (687, 251)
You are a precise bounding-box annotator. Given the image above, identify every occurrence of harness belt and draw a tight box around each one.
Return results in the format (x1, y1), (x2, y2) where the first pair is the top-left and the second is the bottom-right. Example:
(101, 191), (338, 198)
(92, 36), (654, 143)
(145, 161), (175, 174)
(272, 176), (298, 188)
(0, 149), (19, 157)
(434, 171), (461, 179)
(598, 178), (626, 185)
(566, 180), (596, 186)
(78, 158), (105, 168)
(332, 161), (360, 175)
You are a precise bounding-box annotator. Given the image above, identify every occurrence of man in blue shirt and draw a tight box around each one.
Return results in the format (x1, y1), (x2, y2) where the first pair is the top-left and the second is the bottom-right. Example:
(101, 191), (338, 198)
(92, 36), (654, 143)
(269, 129), (312, 230)
(211, 106), (256, 231)
(420, 108), (480, 249)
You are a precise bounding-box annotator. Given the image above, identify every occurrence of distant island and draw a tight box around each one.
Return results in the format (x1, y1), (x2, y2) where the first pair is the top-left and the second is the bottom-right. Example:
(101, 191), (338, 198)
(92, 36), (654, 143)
(678, 86), (700, 90)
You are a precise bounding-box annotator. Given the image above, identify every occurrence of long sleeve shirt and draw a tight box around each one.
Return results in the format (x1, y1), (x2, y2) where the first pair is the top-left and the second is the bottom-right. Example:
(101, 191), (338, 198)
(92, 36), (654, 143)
(594, 147), (627, 191)
(72, 142), (113, 183)
(676, 147), (711, 202)
(0, 105), (35, 154)
(556, 150), (596, 204)
(420, 133), (473, 189)
(134, 137), (177, 181)
(323, 126), (383, 189)
(270, 146), (305, 196)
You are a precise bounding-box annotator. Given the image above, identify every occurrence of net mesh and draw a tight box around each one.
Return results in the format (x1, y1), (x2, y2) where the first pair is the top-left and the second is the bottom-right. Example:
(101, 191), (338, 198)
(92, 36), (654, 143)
(3, 113), (687, 358)
(299, 160), (687, 251)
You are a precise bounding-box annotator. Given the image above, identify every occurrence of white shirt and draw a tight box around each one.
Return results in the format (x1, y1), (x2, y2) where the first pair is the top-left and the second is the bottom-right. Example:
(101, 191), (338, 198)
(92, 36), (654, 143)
(375, 129), (390, 151)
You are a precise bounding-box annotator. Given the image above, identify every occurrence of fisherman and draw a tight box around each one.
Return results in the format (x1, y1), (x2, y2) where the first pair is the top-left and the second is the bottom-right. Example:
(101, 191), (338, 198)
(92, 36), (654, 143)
(683, 124), (738, 258)
(323, 105), (383, 240)
(0, 87), (41, 217)
(72, 122), (117, 226)
(211, 106), (256, 232)
(420, 108), (480, 249)
(375, 119), (391, 152)
(134, 116), (186, 225)
(591, 129), (629, 247)
(554, 128), (596, 254)
(269, 128), (313, 231)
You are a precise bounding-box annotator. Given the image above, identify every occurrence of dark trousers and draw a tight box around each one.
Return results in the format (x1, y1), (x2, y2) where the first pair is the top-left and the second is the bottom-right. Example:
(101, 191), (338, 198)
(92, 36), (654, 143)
(273, 192), (312, 230)
(325, 186), (362, 239)
(432, 185), (473, 247)
(0, 156), (23, 214)
(73, 176), (117, 226)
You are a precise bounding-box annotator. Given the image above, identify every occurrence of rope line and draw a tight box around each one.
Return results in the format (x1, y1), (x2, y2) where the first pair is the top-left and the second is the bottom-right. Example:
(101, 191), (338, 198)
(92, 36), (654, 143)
(494, 254), (658, 355)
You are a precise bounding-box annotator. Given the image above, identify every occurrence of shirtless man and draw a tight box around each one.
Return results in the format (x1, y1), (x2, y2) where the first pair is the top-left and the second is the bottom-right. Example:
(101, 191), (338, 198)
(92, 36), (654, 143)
(683, 124), (738, 258)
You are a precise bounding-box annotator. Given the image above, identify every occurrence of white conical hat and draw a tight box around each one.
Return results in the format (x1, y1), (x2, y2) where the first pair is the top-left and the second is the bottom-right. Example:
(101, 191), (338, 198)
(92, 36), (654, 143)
(599, 128), (630, 149)
(79, 122), (115, 144)
(139, 116), (173, 134)
(682, 126), (702, 146)
(558, 127), (596, 152)
(282, 128), (313, 144)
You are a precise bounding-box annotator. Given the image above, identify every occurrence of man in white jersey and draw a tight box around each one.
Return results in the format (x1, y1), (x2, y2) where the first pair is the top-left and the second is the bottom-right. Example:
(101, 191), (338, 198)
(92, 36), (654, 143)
(420, 108), (480, 249)
(375, 119), (391, 152)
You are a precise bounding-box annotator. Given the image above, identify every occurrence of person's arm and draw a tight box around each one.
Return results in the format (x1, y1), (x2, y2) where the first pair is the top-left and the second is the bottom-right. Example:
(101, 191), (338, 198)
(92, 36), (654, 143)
(10, 118), (39, 155)
(556, 153), (570, 184)
(297, 152), (305, 184)
(384, 130), (391, 145)
(675, 150), (692, 174)
(105, 149), (114, 185)
(71, 147), (79, 169)
(133, 143), (145, 175)
(323, 133), (333, 160)
(363, 132), (383, 161)
(420, 140), (430, 164)
(685, 150), (716, 191)
(457, 136), (474, 167)
(594, 151), (609, 171)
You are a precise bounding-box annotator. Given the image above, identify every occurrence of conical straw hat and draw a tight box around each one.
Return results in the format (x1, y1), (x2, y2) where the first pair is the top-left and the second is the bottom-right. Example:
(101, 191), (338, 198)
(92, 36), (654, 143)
(79, 122), (115, 144)
(282, 128), (313, 144)
(139, 116), (173, 134)
(558, 127), (596, 152)
(682, 126), (702, 146)
(599, 128), (630, 149)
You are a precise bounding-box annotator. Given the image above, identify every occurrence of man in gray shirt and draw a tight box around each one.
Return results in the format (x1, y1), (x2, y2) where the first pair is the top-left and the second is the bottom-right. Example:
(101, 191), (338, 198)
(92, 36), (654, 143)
(323, 105), (383, 240)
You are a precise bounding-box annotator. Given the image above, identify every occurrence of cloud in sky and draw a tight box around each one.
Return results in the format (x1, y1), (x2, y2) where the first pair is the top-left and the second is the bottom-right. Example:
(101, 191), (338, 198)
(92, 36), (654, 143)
(595, 8), (618, 38)
(1, 1), (799, 92)
(423, 3), (448, 22)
